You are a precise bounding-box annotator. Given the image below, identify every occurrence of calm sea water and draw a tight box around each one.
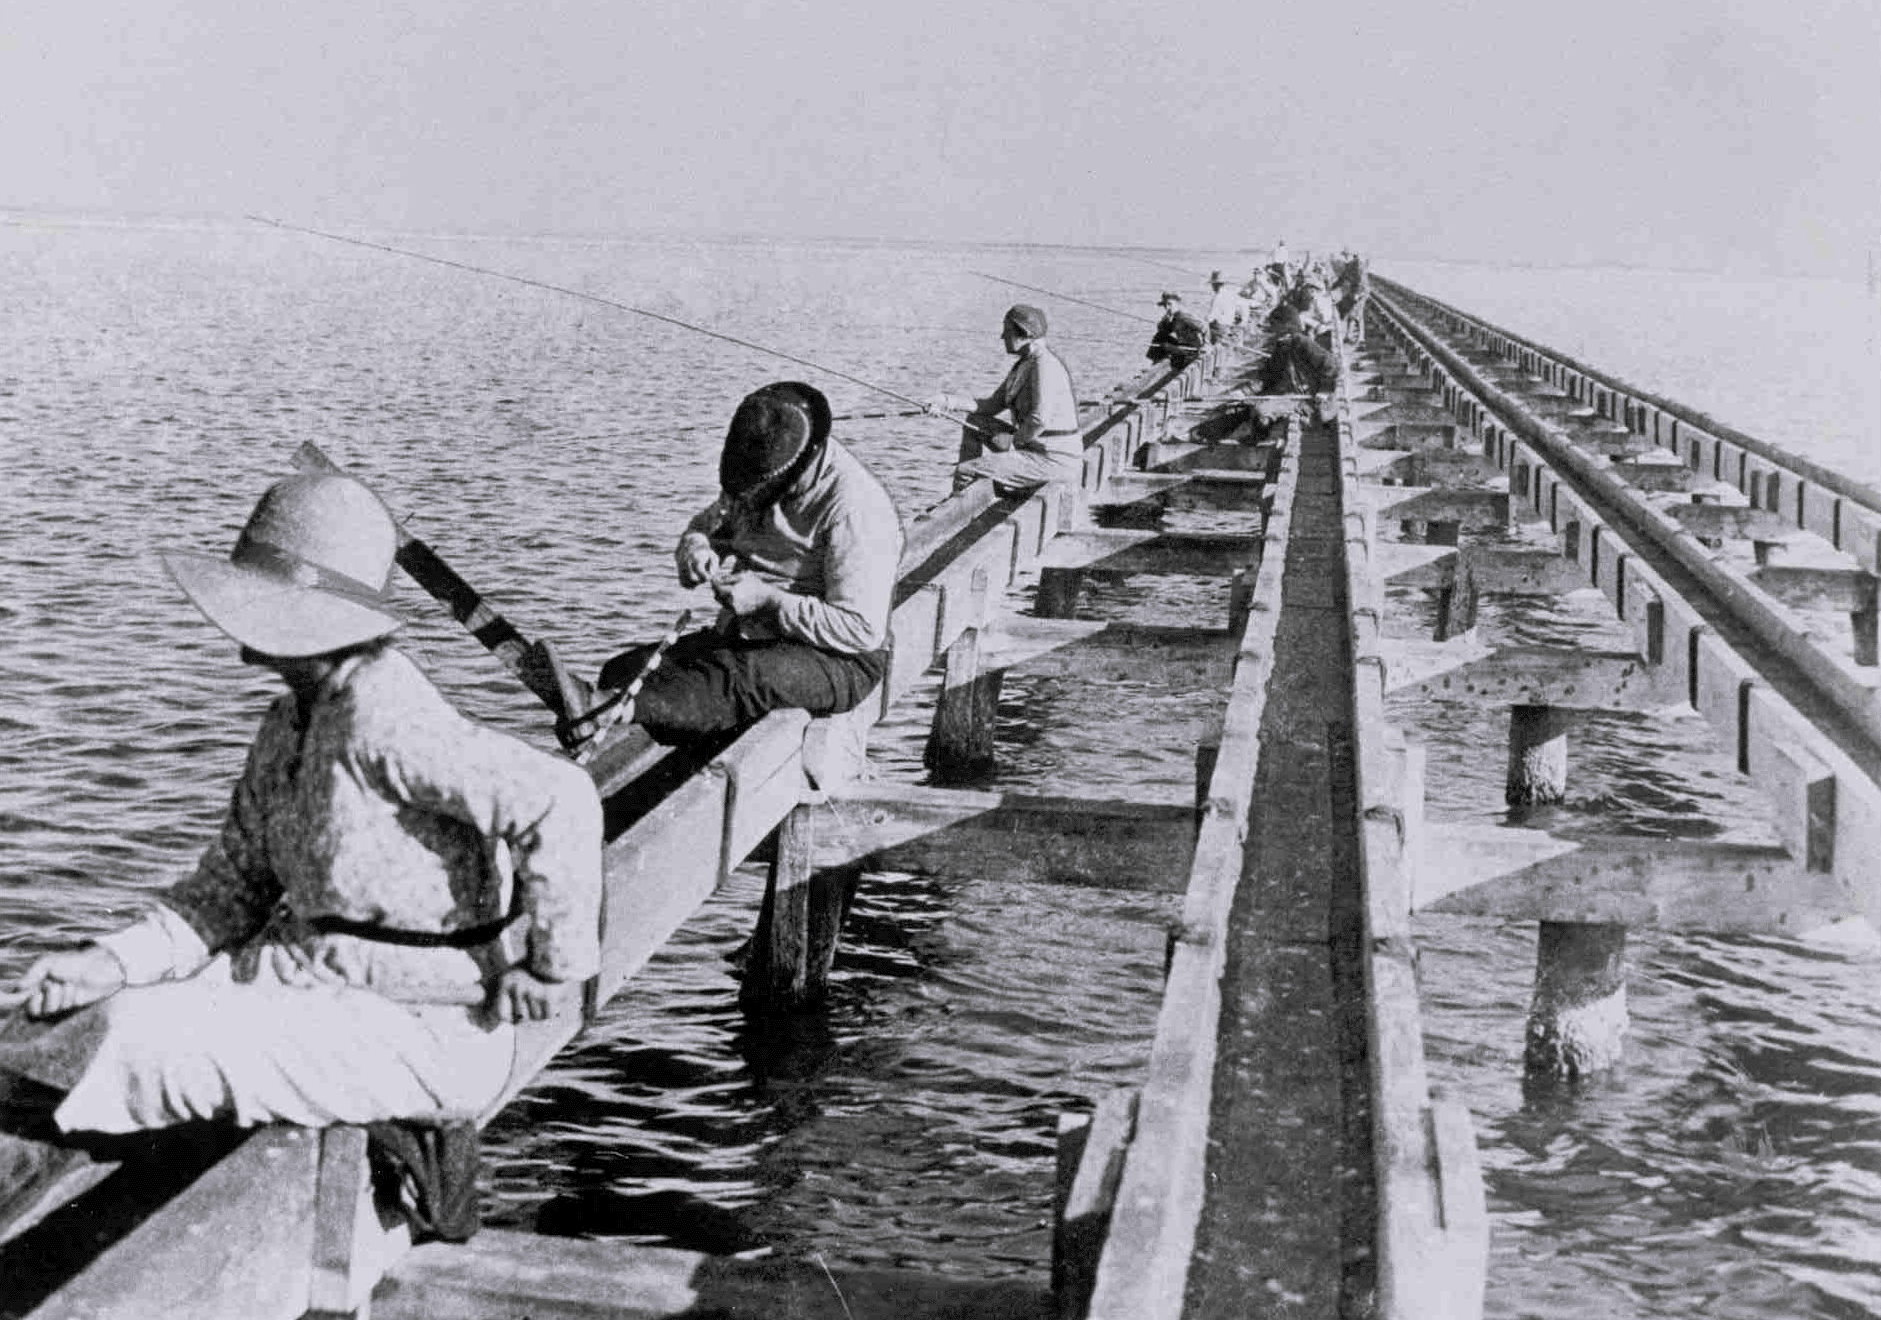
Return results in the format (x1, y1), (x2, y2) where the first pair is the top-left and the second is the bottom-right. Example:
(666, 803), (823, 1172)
(3, 218), (1881, 1316)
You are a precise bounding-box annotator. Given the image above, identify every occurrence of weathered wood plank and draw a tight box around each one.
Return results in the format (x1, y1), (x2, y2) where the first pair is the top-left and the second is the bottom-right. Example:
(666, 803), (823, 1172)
(1363, 484), (1510, 529)
(1750, 565), (1878, 615)
(372, 1231), (1054, 1320)
(1038, 529), (1263, 578)
(1417, 824), (1854, 933)
(814, 784), (1195, 890)
(1383, 641), (1684, 711)
(24, 1128), (321, 1320)
(980, 620), (1233, 686)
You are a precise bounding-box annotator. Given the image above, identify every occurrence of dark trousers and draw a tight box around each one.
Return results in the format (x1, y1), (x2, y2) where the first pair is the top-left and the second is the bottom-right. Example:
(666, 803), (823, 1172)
(599, 630), (887, 745)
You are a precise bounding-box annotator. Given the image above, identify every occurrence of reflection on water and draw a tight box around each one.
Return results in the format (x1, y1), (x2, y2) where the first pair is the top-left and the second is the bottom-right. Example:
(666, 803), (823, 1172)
(3, 219), (1881, 1313)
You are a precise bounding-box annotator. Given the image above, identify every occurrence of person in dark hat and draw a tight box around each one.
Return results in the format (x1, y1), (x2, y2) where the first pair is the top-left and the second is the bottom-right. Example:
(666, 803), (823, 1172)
(1146, 292), (1208, 372)
(3, 473), (603, 1134)
(575, 381), (902, 750)
(926, 304), (1083, 495)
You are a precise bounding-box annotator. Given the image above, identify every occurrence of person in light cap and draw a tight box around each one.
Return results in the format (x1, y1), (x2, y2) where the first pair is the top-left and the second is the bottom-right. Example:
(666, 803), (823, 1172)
(926, 303), (1083, 495)
(575, 381), (902, 750)
(1146, 291), (1207, 372)
(1205, 270), (1242, 345)
(3, 472), (602, 1143)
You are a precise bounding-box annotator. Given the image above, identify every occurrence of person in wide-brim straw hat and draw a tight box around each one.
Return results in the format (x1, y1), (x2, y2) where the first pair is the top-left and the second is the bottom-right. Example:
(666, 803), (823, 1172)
(573, 380), (902, 753)
(3, 471), (602, 1180)
(922, 304), (1083, 498)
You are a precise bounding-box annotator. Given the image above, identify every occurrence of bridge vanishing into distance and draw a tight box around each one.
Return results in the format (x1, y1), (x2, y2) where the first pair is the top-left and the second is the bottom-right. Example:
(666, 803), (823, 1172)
(7, 275), (1878, 1319)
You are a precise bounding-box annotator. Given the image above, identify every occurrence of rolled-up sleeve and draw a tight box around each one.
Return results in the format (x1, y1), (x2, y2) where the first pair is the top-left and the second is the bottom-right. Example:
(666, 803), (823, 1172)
(773, 501), (899, 653)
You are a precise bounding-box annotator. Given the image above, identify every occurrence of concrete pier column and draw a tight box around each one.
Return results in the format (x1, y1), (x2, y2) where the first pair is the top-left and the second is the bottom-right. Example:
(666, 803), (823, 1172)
(1506, 704), (1568, 804)
(1524, 921), (1628, 1082)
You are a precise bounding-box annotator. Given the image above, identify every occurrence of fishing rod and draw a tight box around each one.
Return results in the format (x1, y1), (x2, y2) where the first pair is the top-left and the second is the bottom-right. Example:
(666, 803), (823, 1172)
(970, 272), (1157, 325)
(1114, 252), (1207, 279)
(249, 215), (997, 436)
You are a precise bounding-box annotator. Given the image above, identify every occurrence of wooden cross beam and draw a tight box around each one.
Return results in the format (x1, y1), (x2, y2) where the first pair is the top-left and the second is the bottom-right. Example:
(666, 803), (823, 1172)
(1037, 529), (1264, 578)
(1382, 641), (1685, 711)
(811, 784), (1197, 891)
(1416, 824), (1855, 935)
(1363, 484), (1510, 530)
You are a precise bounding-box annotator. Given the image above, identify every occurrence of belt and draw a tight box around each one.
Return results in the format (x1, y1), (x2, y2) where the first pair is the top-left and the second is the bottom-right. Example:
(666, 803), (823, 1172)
(308, 913), (516, 949)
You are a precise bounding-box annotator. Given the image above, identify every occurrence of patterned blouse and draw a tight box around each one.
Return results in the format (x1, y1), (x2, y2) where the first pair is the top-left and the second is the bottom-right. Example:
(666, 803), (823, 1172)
(97, 646), (602, 1004)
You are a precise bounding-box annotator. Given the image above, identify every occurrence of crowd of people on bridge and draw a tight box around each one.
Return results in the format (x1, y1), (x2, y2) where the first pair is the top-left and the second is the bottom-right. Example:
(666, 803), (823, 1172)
(0, 240), (1373, 1198)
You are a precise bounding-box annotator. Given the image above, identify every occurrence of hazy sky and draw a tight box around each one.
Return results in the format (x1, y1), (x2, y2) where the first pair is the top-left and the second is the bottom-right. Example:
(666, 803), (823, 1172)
(4, 0), (1875, 273)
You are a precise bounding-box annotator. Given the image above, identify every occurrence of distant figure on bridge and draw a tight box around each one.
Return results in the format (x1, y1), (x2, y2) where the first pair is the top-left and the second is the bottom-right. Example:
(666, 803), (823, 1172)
(1333, 252), (1370, 342)
(3, 473), (603, 1141)
(1258, 290), (1340, 396)
(928, 304), (1084, 497)
(579, 382), (902, 750)
(1146, 292), (1208, 372)
(1271, 238), (1290, 274)
(1206, 271), (1243, 344)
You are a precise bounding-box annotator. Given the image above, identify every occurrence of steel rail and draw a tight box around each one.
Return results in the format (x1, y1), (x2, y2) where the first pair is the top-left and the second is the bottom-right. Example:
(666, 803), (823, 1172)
(1372, 289), (1881, 766)
(1369, 288), (1881, 915)
(1373, 274), (1881, 533)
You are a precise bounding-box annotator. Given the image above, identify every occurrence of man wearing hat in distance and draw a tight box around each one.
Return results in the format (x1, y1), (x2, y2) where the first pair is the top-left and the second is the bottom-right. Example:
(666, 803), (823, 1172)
(3, 473), (602, 1136)
(925, 303), (1082, 496)
(1146, 291), (1208, 372)
(1205, 270), (1243, 345)
(577, 380), (902, 750)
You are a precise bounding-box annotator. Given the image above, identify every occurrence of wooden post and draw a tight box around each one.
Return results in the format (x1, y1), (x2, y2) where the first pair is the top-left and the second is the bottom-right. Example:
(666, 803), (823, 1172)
(1037, 567), (1085, 619)
(741, 805), (854, 1015)
(306, 1127), (375, 1320)
(1524, 922), (1628, 1083)
(1434, 563), (1479, 641)
(1506, 704), (1568, 805)
(1053, 1091), (1137, 1320)
(925, 627), (1004, 783)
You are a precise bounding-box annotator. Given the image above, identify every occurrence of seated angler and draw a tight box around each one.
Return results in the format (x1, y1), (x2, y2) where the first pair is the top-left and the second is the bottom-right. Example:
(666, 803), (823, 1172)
(573, 381), (902, 751)
(2, 473), (602, 1141)
(927, 304), (1083, 496)
(1146, 291), (1208, 373)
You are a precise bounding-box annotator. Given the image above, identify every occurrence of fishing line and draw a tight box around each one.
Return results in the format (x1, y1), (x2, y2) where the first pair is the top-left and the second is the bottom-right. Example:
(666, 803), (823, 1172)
(249, 215), (995, 434)
(969, 271), (1157, 325)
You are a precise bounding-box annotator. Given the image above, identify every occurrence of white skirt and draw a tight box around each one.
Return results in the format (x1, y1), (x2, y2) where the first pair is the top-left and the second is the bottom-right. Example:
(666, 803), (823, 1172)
(0, 957), (515, 1134)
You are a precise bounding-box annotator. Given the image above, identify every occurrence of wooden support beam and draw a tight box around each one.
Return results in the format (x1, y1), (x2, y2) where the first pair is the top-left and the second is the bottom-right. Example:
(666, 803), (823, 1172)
(1416, 824), (1855, 933)
(1363, 484), (1510, 530)
(1750, 566), (1879, 615)
(1090, 471), (1267, 512)
(813, 784), (1196, 890)
(19, 1128), (324, 1320)
(979, 619), (1233, 686)
(741, 805), (853, 1015)
(306, 1127), (378, 1320)
(1666, 502), (1802, 541)
(1461, 545), (1588, 596)
(1608, 460), (1694, 493)
(926, 626), (1003, 783)
(372, 1231), (1054, 1320)
(1370, 449), (1499, 486)
(1055, 1092), (1138, 1320)
(1038, 529), (1263, 578)
(1382, 641), (1684, 711)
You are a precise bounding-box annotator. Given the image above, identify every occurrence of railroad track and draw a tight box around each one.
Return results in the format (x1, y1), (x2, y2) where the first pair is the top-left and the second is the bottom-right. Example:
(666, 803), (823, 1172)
(1368, 279), (1881, 921)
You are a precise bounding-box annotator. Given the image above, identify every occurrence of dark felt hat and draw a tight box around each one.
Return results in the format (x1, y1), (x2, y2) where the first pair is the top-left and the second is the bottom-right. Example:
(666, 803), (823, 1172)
(1003, 304), (1048, 338)
(1158, 291), (1182, 306)
(720, 382), (832, 497)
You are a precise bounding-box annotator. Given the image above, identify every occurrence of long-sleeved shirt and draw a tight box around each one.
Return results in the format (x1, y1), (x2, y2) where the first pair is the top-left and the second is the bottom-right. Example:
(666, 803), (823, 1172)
(684, 437), (903, 655)
(1207, 287), (1243, 326)
(971, 342), (1081, 461)
(97, 647), (603, 1003)
(1148, 311), (1208, 365)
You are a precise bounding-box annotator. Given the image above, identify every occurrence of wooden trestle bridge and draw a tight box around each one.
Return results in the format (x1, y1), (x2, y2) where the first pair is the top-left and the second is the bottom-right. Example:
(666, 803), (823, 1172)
(5, 274), (1878, 1319)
